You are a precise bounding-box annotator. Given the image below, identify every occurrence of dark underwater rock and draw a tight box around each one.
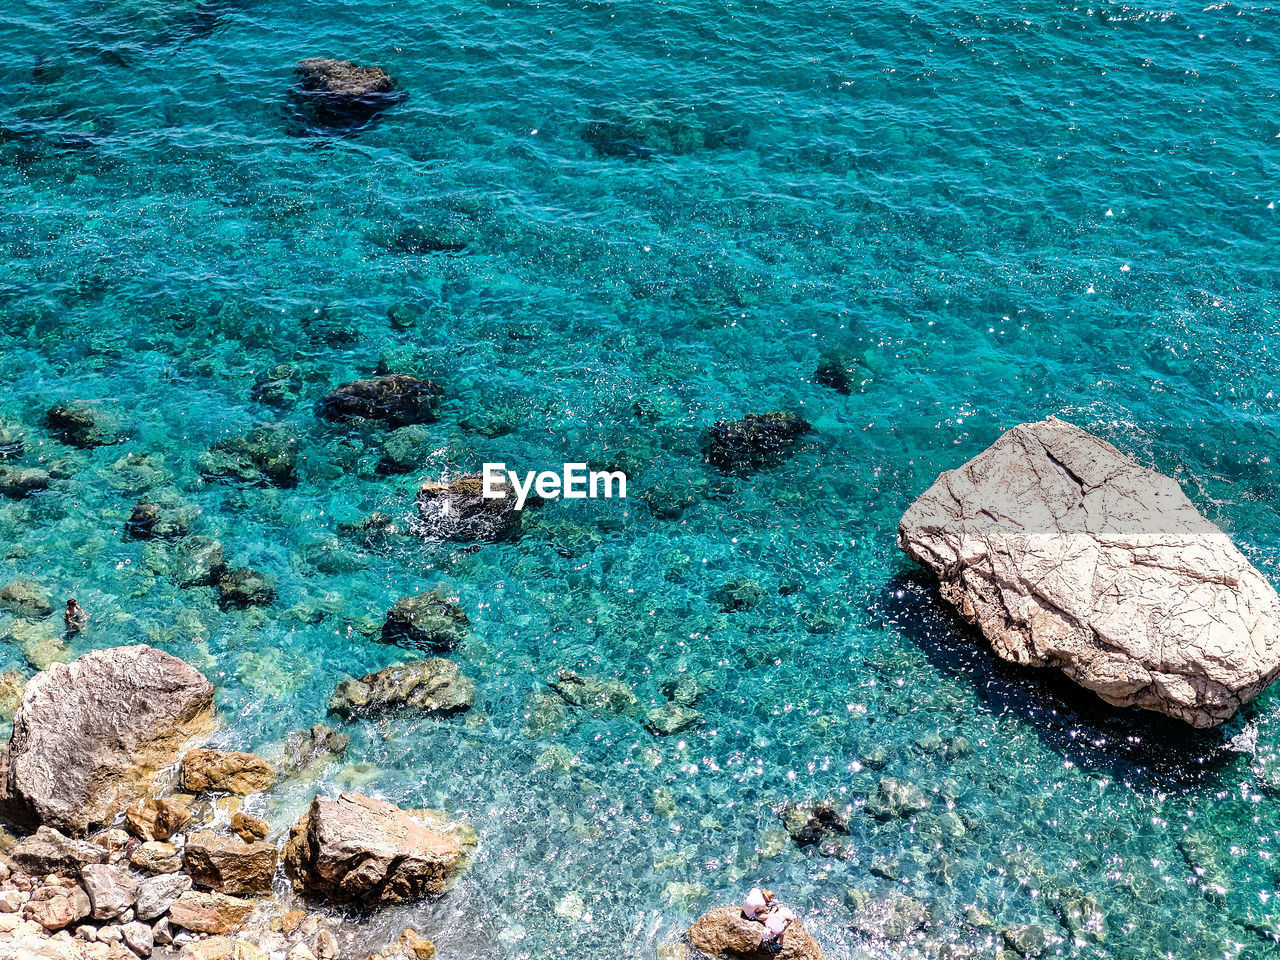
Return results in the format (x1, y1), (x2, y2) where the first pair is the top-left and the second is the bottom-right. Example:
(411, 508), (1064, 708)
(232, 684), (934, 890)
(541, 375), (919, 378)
(125, 492), (197, 541)
(705, 412), (811, 472)
(414, 474), (524, 542)
(582, 103), (744, 160)
(382, 589), (470, 652)
(292, 58), (402, 128)
(713, 579), (765, 612)
(0, 416), (25, 459)
(383, 221), (472, 254)
(215, 568), (277, 609)
(780, 799), (852, 846)
(644, 704), (702, 736)
(250, 363), (305, 407)
(0, 465), (48, 498)
(320, 374), (443, 428)
(0, 578), (52, 618)
(813, 351), (864, 395)
(274, 724), (350, 780)
(378, 424), (433, 474)
(865, 777), (929, 819)
(44, 402), (123, 448)
(173, 536), (226, 587)
(200, 424), (298, 488)
(329, 658), (476, 719)
(550, 670), (637, 715)
(847, 889), (928, 941)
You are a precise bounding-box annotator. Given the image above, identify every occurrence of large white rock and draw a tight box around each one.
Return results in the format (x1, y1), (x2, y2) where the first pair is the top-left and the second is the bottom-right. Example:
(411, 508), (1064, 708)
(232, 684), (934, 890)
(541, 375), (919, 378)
(898, 417), (1280, 727)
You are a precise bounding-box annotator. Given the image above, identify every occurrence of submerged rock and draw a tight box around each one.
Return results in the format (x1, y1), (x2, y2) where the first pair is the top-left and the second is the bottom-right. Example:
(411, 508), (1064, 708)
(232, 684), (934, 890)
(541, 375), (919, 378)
(251, 363), (305, 407)
(898, 417), (1280, 727)
(283, 792), (473, 905)
(688, 904), (827, 960)
(780, 799), (852, 846)
(0, 464), (50, 497)
(293, 58), (402, 128)
(169, 536), (227, 587)
(274, 724), (351, 780)
(644, 704), (702, 736)
(378, 424), (434, 474)
(813, 351), (865, 395)
(0, 578), (52, 618)
(0, 668), (26, 720)
(0, 645), (215, 833)
(705, 412), (812, 472)
(0, 416), (24, 459)
(200, 424), (299, 488)
(865, 777), (929, 819)
(414, 474), (524, 542)
(319, 374), (442, 428)
(125, 492), (197, 540)
(180, 748), (276, 795)
(329, 658), (476, 719)
(550, 670), (637, 715)
(847, 888), (928, 941)
(44, 401), (122, 448)
(381, 589), (470, 652)
(216, 568), (278, 609)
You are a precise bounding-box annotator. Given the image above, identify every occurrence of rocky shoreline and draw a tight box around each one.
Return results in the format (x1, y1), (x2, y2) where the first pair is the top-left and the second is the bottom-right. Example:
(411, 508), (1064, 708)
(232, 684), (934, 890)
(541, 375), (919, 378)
(0, 645), (468, 960)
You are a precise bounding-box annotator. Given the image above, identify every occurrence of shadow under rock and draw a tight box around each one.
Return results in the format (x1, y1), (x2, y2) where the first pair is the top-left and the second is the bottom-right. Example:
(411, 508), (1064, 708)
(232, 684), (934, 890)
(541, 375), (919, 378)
(870, 571), (1246, 791)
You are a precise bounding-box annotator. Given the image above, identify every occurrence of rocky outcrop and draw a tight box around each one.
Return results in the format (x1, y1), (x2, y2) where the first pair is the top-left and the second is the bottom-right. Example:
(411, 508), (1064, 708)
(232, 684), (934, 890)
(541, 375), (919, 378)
(293, 59), (403, 127)
(688, 905), (826, 960)
(125, 494), (196, 541)
(283, 793), (473, 906)
(413, 474), (523, 542)
(319, 375), (441, 428)
(183, 831), (278, 896)
(0, 646), (215, 833)
(329, 659), (475, 719)
(381, 589), (469, 652)
(180, 749), (275, 795)
(898, 417), (1280, 727)
(231, 812), (269, 842)
(705, 413), (811, 472)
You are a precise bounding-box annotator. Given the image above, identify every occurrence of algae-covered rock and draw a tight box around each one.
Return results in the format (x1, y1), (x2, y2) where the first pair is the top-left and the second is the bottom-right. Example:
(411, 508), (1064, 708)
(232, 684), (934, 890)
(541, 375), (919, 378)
(414, 473), (524, 542)
(126, 492), (197, 541)
(381, 589), (469, 652)
(550, 670), (637, 715)
(705, 412), (811, 472)
(216, 568), (278, 609)
(200, 424), (299, 488)
(0, 464), (50, 498)
(0, 578), (52, 618)
(320, 375), (442, 428)
(329, 658), (476, 719)
(293, 58), (402, 128)
(865, 777), (929, 820)
(45, 401), (123, 448)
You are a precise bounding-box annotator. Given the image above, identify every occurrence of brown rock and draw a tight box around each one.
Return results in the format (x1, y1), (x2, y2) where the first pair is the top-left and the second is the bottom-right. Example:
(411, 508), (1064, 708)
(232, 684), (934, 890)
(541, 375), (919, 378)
(10, 826), (109, 876)
(167, 890), (254, 934)
(230, 812), (269, 843)
(688, 905), (826, 960)
(0, 645), (215, 833)
(183, 830), (278, 896)
(23, 884), (90, 931)
(130, 841), (183, 874)
(125, 797), (193, 842)
(180, 749), (275, 795)
(283, 793), (472, 905)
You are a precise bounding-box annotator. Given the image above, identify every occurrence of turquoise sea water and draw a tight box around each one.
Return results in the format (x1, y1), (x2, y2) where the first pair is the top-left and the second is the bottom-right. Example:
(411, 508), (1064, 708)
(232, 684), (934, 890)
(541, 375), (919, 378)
(3, 0), (1280, 957)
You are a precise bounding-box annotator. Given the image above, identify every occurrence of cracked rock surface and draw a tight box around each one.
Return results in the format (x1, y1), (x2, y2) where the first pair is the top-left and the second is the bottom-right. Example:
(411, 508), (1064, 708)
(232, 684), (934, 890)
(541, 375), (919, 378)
(898, 417), (1280, 727)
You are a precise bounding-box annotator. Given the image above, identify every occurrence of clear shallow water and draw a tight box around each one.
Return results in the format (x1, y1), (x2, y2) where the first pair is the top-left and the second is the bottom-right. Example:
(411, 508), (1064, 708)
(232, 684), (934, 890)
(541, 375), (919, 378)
(3, 0), (1280, 957)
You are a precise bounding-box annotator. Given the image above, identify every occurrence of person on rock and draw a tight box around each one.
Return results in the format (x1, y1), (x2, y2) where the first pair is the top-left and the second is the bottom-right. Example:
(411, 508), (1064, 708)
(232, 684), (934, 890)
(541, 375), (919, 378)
(64, 597), (88, 634)
(741, 887), (775, 921)
(760, 902), (795, 951)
